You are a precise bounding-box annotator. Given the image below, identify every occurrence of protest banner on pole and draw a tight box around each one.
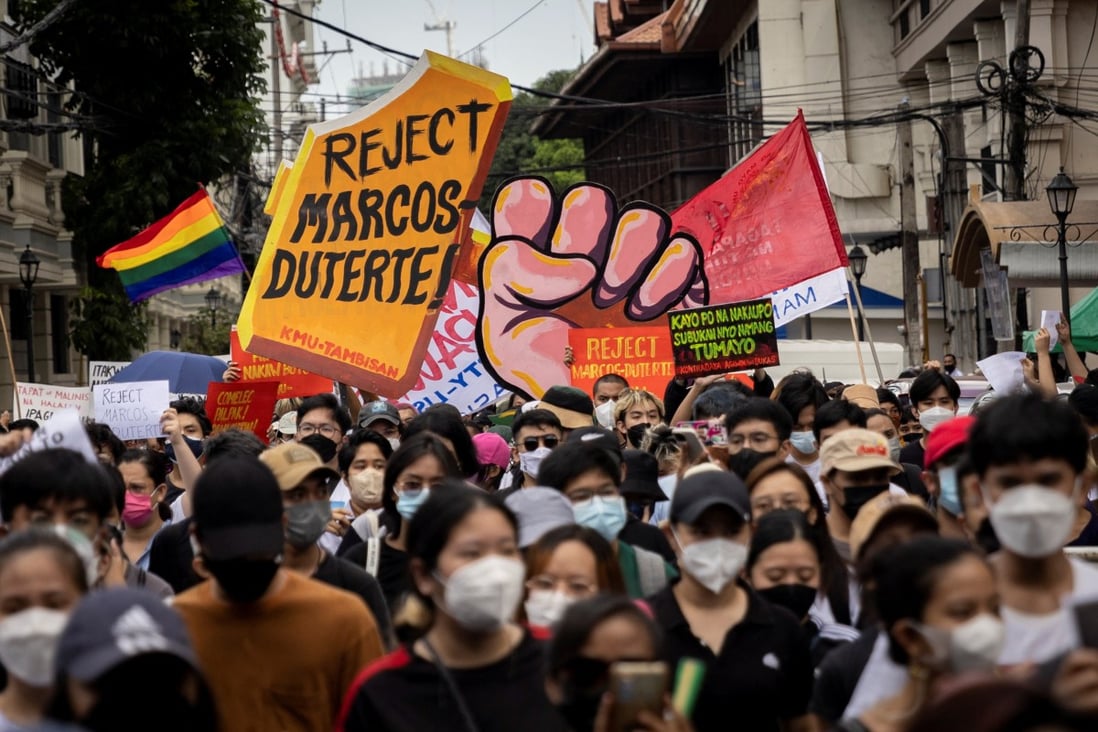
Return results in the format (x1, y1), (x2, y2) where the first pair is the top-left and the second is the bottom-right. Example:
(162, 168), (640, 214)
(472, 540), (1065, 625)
(206, 380), (279, 439)
(400, 280), (505, 414)
(15, 383), (92, 422)
(669, 298), (780, 377)
(230, 328), (331, 400)
(238, 51), (512, 396)
(0, 409), (97, 477)
(88, 361), (130, 387)
(567, 326), (675, 396)
(92, 380), (170, 440)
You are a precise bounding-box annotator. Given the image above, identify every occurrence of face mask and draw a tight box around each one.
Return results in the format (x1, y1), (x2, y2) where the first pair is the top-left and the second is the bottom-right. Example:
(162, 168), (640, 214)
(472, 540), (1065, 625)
(918, 406), (954, 433)
(300, 433), (338, 464)
(573, 496), (628, 542)
(840, 483), (889, 520)
(728, 448), (776, 480)
(0, 607), (68, 686)
(54, 524), (98, 587)
(556, 656), (611, 732)
(164, 434), (204, 465)
(524, 589), (576, 628)
(887, 436), (902, 463)
(988, 484), (1077, 558)
(758, 583), (817, 620)
(396, 488), (430, 522)
(675, 532), (747, 594)
(204, 556), (280, 604)
(388, 437), (401, 452)
(436, 554), (525, 632)
(912, 614), (1005, 673)
(285, 499), (330, 548)
(595, 400), (616, 430)
(122, 490), (156, 528)
(350, 468), (384, 506)
(626, 424), (649, 448)
(937, 466), (963, 516)
(901, 432), (922, 446)
(789, 431), (816, 456)
(519, 446), (551, 479)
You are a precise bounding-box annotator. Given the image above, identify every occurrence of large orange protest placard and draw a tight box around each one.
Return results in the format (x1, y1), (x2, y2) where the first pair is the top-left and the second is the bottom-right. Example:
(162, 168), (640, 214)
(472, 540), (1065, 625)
(238, 52), (511, 396)
(206, 380), (279, 440)
(568, 327), (675, 397)
(230, 329), (331, 399)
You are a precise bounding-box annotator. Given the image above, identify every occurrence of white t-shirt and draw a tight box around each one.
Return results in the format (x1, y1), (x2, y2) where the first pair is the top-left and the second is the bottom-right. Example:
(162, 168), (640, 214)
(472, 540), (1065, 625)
(843, 632), (908, 721)
(998, 557), (1098, 664)
(787, 453), (822, 484)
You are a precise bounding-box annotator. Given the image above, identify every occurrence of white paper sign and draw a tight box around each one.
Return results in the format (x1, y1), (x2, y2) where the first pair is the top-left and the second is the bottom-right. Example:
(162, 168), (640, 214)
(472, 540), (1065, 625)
(16, 383), (92, 422)
(1041, 310), (1062, 348)
(0, 409), (98, 477)
(88, 361), (130, 387)
(93, 380), (170, 440)
(977, 351), (1028, 396)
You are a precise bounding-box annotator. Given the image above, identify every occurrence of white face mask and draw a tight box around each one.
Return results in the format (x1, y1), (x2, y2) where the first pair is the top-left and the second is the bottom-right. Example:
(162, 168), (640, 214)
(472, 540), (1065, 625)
(436, 555), (525, 632)
(524, 589), (576, 628)
(349, 467), (385, 506)
(518, 446), (552, 479)
(918, 406), (954, 433)
(913, 613), (1005, 673)
(887, 436), (902, 463)
(674, 532), (747, 594)
(595, 400), (616, 430)
(0, 607), (69, 686)
(388, 438), (401, 452)
(789, 430), (816, 456)
(988, 484), (1078, 558)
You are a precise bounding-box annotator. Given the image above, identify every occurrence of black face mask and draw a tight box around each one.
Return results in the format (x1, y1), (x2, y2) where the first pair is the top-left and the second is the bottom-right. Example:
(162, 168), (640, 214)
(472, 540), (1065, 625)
(900, 432), (921, 446)
(204, 557), (280, 604)
(975, 515), (1001, 555)
(839, 484), (889, 520)
(728, 449), (776, 480)
(300, 433), (339, 463)
(758, 583), (818, 620)
(555, 657), (611, 732)
(626, 424), (649, 448)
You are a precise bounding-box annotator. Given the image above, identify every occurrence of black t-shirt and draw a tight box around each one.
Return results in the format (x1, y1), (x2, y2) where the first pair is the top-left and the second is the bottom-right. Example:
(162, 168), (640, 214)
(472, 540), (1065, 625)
(338, 631), (567, 732)
(646, 581), (813, 732)
(148, 517), (201, 594)
(313, 553), (393, 647)
(891, 463), (929, 502)
(809, 625), (878, 724)
(898, 441), (925, 469)
(343, 539), (411, 614)
(618, 516), (676, 564)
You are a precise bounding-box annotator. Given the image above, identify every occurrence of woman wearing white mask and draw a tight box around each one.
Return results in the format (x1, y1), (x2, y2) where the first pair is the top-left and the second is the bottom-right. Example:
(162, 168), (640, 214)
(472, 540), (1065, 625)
(341, 434), (461, 614)
(0, 530), (89, 731)
(522, 525), (626, 631)
(836, 536), (1003, 732)
(899, 369), (960, 468)
(338, 485), (567, 732)
(650, 470), (815, 732)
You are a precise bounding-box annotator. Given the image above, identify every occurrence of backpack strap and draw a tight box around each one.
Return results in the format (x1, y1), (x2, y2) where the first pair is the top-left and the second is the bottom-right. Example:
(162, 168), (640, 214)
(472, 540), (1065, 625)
(365, 537), (381, 577)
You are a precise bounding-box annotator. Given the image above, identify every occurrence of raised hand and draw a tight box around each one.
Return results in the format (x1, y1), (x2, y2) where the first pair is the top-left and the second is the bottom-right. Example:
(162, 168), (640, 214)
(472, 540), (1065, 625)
(478, 177), (707, 397)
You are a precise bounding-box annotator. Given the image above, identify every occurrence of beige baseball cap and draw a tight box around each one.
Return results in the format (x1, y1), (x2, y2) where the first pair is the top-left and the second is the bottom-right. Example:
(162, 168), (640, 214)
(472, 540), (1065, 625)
(820, 428), (901, 475)
(849, 492), (938, 560)
(842, 384), (880, 409)
(259, 442), (339, 492)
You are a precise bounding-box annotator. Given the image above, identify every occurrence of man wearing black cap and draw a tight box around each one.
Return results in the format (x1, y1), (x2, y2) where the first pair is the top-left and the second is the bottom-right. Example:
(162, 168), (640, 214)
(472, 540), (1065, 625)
(648, 470), (814, 732)
(174, 457), (384, 732)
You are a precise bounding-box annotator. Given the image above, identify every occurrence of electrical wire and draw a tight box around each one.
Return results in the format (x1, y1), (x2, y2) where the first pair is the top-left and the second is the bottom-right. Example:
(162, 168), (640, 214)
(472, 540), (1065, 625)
(458, 0), (545, 59)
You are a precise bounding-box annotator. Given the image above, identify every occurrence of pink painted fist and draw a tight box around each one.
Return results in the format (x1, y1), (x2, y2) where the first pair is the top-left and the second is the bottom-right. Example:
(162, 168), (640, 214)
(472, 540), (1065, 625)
(477, 177), (708, 398)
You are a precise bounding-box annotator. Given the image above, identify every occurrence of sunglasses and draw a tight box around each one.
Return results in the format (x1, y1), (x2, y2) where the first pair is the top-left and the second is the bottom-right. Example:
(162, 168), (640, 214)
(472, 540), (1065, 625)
(521, 435), (560, 451)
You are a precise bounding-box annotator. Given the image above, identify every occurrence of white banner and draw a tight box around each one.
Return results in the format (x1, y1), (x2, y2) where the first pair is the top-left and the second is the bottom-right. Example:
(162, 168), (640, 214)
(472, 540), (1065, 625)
(16, 383), (92, 422)
(93, 380), (171, 440)
(400, 280), (505, 414)
(88, 361), (130, 387)
(0, 409), (98, 476)
(770, 267), (848, 327)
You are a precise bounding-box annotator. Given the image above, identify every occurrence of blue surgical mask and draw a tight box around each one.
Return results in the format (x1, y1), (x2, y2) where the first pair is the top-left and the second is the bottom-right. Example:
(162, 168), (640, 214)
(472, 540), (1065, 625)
(573, 496), (628, 542)
(164, 434), (204, 464)
(396, 488), (430, 522)
(789, 430), (816, 455)
(938, 465), (963, 516)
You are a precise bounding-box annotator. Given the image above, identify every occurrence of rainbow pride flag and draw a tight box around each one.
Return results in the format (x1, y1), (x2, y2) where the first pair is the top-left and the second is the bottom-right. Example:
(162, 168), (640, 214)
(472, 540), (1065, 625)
(97, 190), (245, 302)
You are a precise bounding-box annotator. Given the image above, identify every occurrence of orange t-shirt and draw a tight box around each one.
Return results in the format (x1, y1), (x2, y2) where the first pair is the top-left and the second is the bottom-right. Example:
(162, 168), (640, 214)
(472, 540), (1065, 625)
(174, 570), (384, 732)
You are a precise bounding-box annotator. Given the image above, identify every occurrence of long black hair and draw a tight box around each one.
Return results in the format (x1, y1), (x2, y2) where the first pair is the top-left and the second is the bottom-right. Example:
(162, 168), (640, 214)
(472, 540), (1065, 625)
(404, 407), (480, 477)
(379, 432), (461, 539)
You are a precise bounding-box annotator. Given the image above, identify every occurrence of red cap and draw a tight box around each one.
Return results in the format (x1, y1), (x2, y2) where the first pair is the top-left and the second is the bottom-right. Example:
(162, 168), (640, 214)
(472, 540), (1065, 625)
(924, 415), (976, 469)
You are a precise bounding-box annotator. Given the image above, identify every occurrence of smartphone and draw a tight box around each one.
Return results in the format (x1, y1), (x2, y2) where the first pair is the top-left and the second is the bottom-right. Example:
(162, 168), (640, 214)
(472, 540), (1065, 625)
(330, 500), (347, 511)
(674, 419), (725, 447)
(1073, 600), (1098, 648)
(671, 428), (706, 461)
(608, 661), (668, 732)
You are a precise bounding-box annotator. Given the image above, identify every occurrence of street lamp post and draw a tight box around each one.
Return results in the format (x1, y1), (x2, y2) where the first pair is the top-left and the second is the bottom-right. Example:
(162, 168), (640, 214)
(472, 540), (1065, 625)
(848, 244), (868, 341)
(204, 287), (221, 328)
(1046, 167), (1078, 327)
(18, 245), (39, 383)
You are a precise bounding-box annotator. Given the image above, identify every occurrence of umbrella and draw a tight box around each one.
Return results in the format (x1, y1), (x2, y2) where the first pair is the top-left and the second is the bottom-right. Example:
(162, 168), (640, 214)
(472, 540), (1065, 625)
(108, 351), (226, 394)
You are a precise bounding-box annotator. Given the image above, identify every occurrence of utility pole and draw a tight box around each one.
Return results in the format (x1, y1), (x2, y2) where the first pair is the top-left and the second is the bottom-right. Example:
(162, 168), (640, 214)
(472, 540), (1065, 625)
(942, 107), (976, 366)
(1004, 0), (1031, 201)
(425, 19), (456, 57)
(898, 102), (921, 367)
(270, 17), (283, 162)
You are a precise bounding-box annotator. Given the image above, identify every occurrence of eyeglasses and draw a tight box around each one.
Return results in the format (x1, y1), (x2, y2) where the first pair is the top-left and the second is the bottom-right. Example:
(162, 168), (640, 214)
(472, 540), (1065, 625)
(727, 431), (779, 450)
(520, 435), (560, 452)
(751, 494), (810, 515)
(298, 423), (339, 438)
(395, 479), (443, 494)
(527, 574), (597, 597)
(568, 487), (620, 503)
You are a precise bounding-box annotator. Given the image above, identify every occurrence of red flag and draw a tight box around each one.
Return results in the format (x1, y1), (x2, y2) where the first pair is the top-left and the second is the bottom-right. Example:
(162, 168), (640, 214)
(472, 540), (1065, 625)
(671, 110), (847, 305)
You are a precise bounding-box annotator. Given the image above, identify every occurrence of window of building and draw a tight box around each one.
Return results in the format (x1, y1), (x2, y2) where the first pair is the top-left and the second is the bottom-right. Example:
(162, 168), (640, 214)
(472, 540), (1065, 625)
(919, 0), (931, 19)
(50, 294), (68, 374)
(899, 10), (910, 39)
(980, 145), (996, 196)
(725, 21), (762, 163)
(46, 87), (62, 169)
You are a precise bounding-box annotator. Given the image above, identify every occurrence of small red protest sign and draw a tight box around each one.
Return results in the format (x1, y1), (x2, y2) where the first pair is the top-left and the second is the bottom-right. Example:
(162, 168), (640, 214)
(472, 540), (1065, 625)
(206, 380), (279, 440)
(230, 329), (331, 400)
(669, 298), (780, 377)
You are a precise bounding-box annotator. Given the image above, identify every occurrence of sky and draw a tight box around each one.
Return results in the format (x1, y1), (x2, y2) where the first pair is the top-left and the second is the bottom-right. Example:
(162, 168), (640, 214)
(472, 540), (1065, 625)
(309, 0), (598, 107)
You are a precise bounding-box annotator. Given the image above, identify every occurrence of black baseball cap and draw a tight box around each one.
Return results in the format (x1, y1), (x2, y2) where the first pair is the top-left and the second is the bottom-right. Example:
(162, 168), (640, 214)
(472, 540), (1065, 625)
(191, 457), (284, 561)
(540, 385), (596, 430)
(670, 470), (751, 525)
(621, 449), (667, 502)
(567, 425), (622, 461)
(358, 400), (401, 428)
